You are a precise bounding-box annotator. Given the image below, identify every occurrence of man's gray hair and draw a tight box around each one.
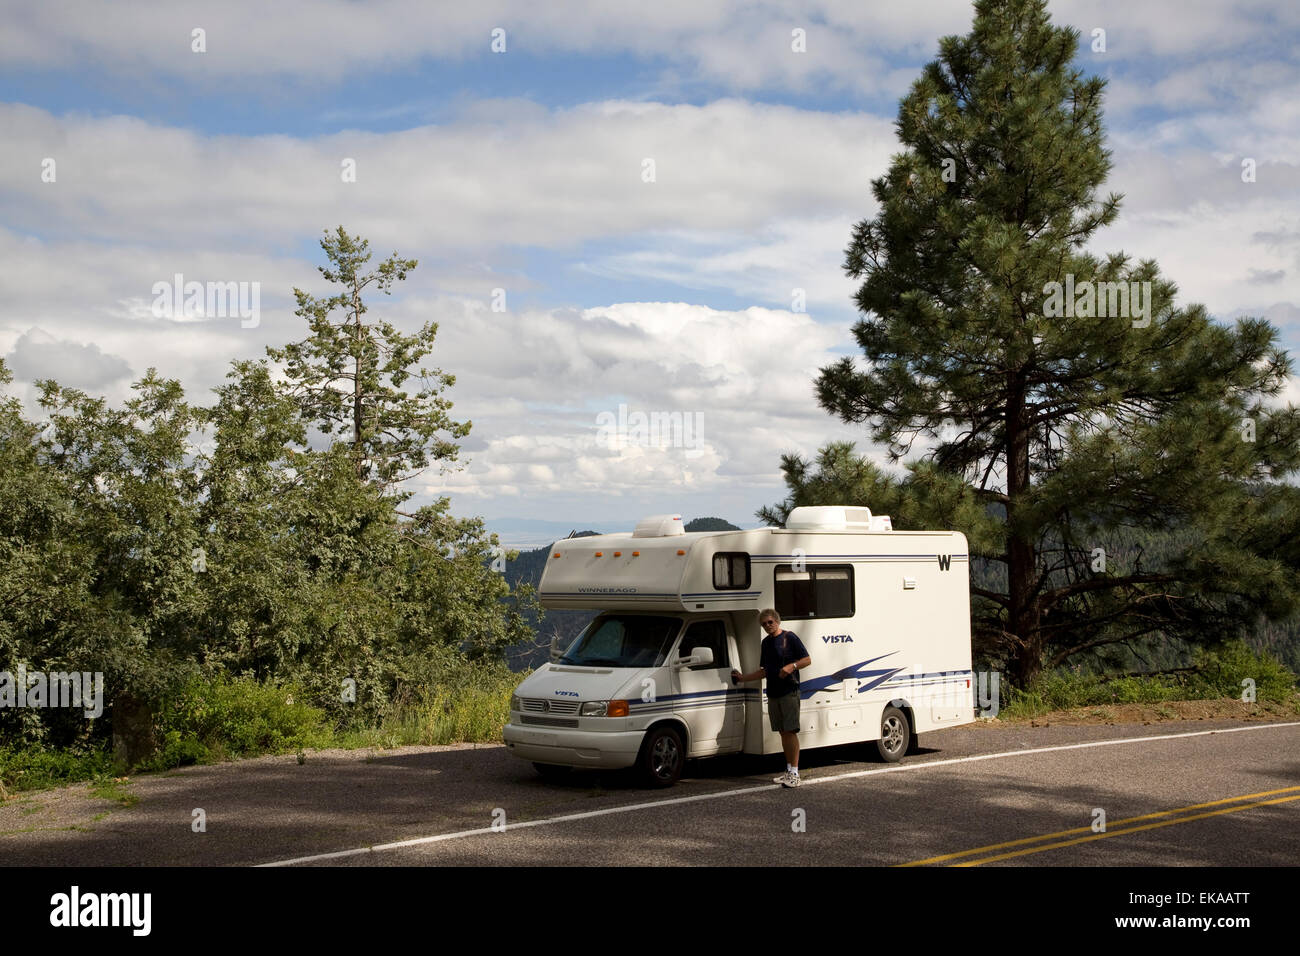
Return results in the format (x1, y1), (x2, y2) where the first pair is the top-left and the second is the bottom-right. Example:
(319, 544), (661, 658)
(760, 608), (780, 623)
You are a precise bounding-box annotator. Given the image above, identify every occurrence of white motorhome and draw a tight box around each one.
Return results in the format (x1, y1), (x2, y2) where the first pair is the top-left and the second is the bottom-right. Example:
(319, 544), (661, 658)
(503, 506), (975, 786)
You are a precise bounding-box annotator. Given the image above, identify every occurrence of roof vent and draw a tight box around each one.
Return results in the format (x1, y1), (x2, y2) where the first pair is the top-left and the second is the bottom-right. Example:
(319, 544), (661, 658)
(632, 514), (685, 537)
(785, 506), (890, 532)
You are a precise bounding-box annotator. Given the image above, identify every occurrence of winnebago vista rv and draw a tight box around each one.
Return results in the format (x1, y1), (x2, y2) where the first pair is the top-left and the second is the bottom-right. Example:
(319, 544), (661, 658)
(503, 506), (975, 786)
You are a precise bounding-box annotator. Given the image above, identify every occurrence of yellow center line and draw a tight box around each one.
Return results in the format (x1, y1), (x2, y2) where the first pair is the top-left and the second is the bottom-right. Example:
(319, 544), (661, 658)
(955, 793), (1300, 866)
(898, 784), (1300, 867)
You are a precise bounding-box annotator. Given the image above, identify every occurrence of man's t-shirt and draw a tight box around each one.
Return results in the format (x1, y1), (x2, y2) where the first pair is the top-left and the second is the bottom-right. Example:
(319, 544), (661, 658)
(760, 629), (808, 699)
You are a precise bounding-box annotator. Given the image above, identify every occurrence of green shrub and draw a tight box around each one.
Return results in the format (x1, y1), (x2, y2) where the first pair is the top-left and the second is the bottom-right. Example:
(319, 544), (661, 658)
(3, 659), (525, 793)
(144, 675), (327, 768)
(0, 745), (116, 794)
(1001, 639), (1298, 718)
(1187, 640), (1297, 702)
(332, 661), (521, 749)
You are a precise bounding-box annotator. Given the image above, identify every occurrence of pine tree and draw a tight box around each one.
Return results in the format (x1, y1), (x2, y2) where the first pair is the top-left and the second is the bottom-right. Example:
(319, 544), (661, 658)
(267, 226), (469, 492)
(798, 0), (1300, 685)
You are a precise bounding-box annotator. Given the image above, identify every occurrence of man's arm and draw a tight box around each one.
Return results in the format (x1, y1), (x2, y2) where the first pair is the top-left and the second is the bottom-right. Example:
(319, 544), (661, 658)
(733, 656), (810, 682)
(779, 657), (811, 678)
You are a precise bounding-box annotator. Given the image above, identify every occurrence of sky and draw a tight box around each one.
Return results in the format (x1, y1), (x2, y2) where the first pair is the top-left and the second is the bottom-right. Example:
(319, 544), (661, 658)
(2, 0), (1298, 546)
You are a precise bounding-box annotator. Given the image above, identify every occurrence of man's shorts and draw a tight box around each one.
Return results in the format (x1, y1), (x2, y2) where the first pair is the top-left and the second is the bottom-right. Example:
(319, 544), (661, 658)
(767, 691), (801, 732)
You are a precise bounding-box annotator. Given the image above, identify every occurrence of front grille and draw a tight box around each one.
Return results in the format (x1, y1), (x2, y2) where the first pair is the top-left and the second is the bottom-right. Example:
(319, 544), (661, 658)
(520, 715), (580, 728)
(520, 698), (581, 716)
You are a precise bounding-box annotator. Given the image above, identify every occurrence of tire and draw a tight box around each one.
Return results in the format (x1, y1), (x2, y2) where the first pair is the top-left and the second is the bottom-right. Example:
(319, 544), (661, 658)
(638, 725), (685, 787)
(532, 762), (572, 782)
(875, 706), (910, 762)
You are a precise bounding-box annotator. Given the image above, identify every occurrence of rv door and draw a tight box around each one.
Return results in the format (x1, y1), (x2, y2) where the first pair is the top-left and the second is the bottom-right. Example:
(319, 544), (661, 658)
(672, 618), (744, 755)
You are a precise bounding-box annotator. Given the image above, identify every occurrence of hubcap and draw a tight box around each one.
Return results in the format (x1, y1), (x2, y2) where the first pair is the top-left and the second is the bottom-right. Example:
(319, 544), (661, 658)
(882, 715), (903, 753)
(651, 735), (680, 777)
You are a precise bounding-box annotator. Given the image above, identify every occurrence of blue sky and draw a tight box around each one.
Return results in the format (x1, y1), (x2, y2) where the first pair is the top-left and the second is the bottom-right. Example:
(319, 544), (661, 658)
(2, 0), (1298, 545)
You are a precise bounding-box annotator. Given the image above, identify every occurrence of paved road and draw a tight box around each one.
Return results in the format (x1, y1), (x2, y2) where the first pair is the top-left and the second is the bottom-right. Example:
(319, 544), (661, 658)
(2, 718), (1297, 866)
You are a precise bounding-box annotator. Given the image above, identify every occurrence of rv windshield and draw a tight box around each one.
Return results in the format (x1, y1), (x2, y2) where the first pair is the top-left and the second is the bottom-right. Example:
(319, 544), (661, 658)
(558, 615), (682, 668)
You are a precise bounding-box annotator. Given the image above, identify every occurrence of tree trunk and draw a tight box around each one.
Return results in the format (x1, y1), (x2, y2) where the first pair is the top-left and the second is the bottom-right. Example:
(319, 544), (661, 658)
(352, 281), (364, 480)
(1005, 372), (1041, 686)
(111, 693), (156, 770)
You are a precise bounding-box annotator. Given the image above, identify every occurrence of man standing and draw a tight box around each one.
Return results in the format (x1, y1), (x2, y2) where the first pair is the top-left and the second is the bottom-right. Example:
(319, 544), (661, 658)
(732, 609), (811, 788)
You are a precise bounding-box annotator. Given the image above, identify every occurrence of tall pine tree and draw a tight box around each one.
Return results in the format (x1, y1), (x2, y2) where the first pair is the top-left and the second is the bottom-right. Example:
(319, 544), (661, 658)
(791, 0), (1300, 685)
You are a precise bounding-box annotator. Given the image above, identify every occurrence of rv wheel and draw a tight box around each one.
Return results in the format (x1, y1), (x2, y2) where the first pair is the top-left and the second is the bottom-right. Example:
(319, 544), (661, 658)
(875, 706), (910, 763)
(638, 726), (684, 787)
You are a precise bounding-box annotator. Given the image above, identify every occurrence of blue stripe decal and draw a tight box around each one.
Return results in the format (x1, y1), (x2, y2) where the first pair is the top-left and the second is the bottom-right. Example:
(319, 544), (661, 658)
(621, 663), (974, 709)
(628, 688), (758, 707)
(794, 652), (898, 699)
(794, 657), (974, 700)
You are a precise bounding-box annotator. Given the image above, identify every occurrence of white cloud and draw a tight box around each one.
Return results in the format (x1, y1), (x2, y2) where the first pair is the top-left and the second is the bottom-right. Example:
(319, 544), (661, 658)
(1080, 149), (1300, 317)
(9, 1), (1296, 94)
(5, 327), (132, 389)
(5, 0), (1299, 522)
(0, 1), (973, 91)
(0, 100), (892, 257)
(417, 299), (867, 510)
(10, 0), (1300, 104)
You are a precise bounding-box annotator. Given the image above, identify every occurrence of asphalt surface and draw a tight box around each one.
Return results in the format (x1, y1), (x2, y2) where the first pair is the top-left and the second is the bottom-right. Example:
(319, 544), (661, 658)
(2, 718), (1297, 867)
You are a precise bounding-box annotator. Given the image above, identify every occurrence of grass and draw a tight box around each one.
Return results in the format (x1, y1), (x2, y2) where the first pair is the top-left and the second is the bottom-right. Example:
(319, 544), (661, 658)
(0, 745), (118, 795)
(89, 777), (138, 808)
(1, 669), (520, 797)
(998, 641), (1299, 720)
(330, 685), (513, 750)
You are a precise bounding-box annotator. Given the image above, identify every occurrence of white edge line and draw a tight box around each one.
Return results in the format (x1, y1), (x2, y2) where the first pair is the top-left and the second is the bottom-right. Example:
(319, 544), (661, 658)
(257, 720), (1300, 867)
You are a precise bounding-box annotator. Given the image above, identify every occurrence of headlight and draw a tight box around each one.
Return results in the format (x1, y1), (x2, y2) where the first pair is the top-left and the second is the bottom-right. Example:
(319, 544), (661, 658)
(510, 695), (521, 712)
(581, 700), (629, 717)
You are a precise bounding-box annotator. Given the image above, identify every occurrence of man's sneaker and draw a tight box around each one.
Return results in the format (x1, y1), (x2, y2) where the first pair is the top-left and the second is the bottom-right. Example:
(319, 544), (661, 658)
(776, 772), (800, 788)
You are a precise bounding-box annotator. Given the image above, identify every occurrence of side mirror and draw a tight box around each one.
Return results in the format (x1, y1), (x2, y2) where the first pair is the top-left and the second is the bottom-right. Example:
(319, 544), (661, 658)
(550, 634), (563, 662)
(676, 646), (714, 668)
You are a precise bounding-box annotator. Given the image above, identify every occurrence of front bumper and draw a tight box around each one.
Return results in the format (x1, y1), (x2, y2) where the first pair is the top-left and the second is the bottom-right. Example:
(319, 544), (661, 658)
(503, 720), (645, 770)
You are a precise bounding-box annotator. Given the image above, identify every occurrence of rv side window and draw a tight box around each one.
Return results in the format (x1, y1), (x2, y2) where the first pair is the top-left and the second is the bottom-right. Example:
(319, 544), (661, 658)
(679, 620), (729, 670)
(774, 564), (855, 619)
(712, 552), (751, 590)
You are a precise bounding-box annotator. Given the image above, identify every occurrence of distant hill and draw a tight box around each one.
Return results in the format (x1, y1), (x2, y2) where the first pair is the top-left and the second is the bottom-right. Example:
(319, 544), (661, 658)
(684, 517), (741, 532)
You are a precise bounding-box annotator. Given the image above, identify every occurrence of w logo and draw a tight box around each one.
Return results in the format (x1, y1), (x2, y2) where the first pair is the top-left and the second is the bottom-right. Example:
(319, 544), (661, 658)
(937, 554), (952, 571)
